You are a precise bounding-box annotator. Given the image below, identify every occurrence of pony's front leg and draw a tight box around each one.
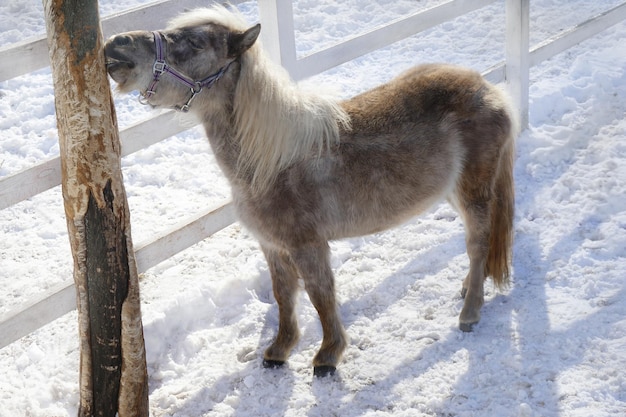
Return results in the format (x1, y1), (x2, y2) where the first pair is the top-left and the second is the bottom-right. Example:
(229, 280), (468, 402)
(291, 243), (348, 377)
(261, 246), (301, 368)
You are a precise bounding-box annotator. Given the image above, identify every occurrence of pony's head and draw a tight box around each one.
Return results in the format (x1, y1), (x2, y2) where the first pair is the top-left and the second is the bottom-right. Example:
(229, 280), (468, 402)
(104, 6), (260, 112)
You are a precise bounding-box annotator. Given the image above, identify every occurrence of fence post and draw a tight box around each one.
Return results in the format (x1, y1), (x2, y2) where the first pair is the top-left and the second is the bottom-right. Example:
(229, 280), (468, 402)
(505, 0), (530, 129)
(257, 0), (297, 71)
(43, 0), (149, 416)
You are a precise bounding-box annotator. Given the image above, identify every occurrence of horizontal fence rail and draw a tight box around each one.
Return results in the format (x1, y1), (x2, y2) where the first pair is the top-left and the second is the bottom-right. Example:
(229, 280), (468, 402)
(0, 202), (236, 348)
(264, 0), (500, 81)
(529, 2), (626, 67)
(0, 111), (186, 210)
(483, 2), (626, 83)
(1, 0), (626, 350)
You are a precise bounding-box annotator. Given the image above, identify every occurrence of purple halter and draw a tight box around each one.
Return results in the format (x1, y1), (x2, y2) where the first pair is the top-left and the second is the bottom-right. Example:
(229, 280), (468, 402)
(141, 31), (233, 112)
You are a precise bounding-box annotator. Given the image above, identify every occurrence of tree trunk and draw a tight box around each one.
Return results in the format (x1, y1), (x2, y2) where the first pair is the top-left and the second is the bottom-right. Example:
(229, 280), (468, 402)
(43, 0), (149, 415)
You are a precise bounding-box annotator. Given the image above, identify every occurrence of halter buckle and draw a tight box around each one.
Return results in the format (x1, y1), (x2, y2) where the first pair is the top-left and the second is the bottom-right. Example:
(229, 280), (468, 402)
(153, 60), (167, 75)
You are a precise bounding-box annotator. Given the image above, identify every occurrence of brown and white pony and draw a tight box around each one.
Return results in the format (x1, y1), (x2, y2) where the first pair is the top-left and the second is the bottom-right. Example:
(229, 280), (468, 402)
(104, 5), (517, 377)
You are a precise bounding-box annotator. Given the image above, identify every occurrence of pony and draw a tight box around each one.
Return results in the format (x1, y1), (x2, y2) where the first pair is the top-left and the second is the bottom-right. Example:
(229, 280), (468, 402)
(104, 5), (516, 377)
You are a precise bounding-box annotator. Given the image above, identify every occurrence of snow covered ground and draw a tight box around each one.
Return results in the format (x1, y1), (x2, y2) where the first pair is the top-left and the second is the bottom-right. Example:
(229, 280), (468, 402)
(1, 0), (626, 416)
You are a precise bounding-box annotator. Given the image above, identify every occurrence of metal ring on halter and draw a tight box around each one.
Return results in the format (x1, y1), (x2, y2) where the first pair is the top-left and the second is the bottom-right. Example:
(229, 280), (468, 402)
(179, 86), (203, 113)
(138, 85), (157, 105)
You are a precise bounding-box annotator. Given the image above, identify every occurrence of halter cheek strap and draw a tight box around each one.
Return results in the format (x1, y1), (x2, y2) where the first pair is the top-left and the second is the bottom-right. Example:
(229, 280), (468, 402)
(141, 31), (233, 112)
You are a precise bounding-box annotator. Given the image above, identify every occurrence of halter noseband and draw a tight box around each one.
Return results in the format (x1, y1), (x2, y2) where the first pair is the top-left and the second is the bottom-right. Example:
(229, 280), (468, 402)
(141, 31), (232, 112)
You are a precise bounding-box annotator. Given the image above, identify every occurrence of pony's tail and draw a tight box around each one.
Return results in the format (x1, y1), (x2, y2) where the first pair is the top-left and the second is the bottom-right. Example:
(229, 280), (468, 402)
(486, 116), (516, 290)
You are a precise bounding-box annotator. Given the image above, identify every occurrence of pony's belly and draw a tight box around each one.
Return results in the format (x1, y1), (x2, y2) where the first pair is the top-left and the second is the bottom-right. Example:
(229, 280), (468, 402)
(326, 192), (445, 240)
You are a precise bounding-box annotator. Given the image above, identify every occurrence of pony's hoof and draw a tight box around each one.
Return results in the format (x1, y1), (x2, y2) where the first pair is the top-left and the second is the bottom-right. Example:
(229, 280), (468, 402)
(459, 321), (476, 332)
(262, 359), (285, 369)
(313, 365), (336, 378)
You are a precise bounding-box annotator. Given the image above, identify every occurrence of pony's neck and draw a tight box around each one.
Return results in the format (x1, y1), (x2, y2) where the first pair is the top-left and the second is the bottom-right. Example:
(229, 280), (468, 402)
(191, 61), (243, 183)
(198, 45), (351, 193)
(198, 102), (241, 184)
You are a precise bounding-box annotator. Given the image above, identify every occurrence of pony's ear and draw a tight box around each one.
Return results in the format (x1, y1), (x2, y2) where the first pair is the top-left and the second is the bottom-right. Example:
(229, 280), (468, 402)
(228, 24), (261, 58)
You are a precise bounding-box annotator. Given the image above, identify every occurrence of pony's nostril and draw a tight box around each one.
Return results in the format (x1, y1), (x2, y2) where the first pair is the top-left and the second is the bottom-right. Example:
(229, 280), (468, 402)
(113, 35), (132, 47)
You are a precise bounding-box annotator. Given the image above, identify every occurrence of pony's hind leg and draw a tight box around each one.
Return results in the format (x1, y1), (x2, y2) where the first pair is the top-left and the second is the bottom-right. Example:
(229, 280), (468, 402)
(455, 185), (492, 332)
(459, 203), (490, 331)
(261, 246), (301, 368)
(291, 243), (348, 377)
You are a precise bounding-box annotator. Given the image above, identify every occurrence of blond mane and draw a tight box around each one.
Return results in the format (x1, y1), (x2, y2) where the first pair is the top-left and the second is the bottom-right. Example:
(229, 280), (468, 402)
(170, 6), (351, 192)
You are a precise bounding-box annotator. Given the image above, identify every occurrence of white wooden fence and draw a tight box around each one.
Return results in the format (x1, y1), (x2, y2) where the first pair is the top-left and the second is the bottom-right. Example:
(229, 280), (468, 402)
(1, 0), (626, 349)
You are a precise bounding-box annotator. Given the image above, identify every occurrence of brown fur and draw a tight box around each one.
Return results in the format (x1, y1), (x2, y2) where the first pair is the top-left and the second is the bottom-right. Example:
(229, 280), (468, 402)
(104, 5), (517, 375)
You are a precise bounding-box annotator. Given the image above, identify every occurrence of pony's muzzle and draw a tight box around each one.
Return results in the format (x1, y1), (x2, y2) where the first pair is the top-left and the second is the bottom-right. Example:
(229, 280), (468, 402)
(104, 37), (137, 84)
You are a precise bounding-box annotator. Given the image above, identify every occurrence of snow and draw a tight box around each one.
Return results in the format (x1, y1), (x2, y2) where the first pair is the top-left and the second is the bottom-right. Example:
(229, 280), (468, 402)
(1, 0), (626, 416)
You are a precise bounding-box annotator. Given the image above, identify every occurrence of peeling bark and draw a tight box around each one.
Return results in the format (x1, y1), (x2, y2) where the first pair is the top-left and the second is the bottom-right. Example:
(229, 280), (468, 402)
(43, 0), (149, 415)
